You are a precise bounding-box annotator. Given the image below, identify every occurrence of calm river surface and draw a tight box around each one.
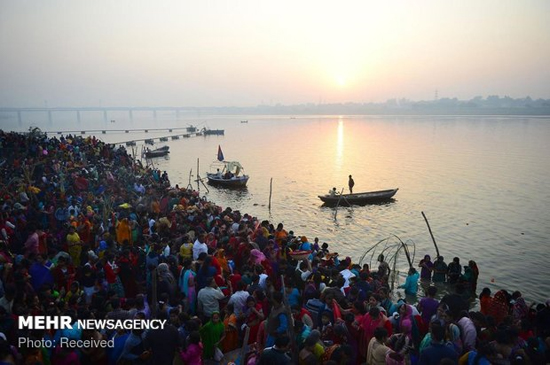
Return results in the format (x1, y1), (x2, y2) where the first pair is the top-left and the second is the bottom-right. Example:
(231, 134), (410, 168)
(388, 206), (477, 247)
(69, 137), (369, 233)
(4, 113), (550, 303)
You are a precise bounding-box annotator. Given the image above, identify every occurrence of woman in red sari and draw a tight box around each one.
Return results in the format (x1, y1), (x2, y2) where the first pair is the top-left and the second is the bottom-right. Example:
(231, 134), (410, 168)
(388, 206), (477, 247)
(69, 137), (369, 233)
(487, 289), (510, 325)
(243, 295), (264, 345)
(359, 306), (392, 362)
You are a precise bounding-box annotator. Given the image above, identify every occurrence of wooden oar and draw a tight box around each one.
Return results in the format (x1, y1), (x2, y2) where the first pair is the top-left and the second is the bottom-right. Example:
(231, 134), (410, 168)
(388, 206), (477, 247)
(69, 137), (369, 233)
(333, 188), (345, 219)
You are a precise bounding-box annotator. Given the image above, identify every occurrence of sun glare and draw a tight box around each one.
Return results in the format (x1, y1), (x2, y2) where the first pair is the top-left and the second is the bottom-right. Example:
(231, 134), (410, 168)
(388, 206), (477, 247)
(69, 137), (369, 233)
(336, 76), (346, 87)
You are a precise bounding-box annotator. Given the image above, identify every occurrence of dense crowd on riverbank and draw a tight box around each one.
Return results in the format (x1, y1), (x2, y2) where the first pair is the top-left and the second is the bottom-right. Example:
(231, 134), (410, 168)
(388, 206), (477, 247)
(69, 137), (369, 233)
(0, 129), (549, 365)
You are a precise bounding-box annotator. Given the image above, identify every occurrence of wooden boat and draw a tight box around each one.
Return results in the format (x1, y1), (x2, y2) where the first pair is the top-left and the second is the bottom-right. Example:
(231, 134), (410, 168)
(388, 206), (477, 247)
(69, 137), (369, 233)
(241, 120), (248, 123)
(125, 141), (136, 146)
(318, 188), (398, 205)
(144, 139), (154, 145)
(143, 146), (170, 158)
(159, 137), (168, 142)
(206, 161), (249, 187)
(186, 125), (197, 133)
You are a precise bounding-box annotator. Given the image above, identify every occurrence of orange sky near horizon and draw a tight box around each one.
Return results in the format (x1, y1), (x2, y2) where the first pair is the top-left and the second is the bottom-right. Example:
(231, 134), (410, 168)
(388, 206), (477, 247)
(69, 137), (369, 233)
(0, 0), (549, 107)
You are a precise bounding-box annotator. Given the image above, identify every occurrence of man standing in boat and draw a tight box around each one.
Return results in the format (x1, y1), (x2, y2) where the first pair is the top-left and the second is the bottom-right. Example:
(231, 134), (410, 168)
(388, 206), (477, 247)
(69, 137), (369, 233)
(348, 175), (355, 194)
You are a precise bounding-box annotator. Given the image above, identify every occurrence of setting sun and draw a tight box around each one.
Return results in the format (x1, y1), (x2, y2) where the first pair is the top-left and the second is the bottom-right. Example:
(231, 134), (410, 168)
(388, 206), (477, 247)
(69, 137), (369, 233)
(336, 76), (347, 87)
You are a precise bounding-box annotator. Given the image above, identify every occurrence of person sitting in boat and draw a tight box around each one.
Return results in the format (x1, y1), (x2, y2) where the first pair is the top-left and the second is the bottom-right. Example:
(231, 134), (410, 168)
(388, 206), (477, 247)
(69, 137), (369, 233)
(224, 171), (234, 179)
(329, 187), (337, 196)
(216, 168), (222, 177)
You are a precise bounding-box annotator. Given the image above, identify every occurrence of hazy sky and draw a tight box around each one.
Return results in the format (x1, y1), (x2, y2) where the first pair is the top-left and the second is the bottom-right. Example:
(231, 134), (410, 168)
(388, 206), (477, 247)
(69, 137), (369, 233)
(1, 1), (549, 107)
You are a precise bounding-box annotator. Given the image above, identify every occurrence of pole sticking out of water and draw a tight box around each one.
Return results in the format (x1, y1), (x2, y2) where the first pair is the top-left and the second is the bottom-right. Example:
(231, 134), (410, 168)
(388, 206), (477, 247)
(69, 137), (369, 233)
(422, 211), (440, 258)
(268, 178), (273, 210)
(197, 158), (200, 191)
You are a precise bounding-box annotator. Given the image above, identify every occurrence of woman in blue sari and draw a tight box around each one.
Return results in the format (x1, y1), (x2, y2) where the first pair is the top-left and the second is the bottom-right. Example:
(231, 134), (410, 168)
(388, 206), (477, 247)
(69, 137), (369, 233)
(179, 259), (197, 315)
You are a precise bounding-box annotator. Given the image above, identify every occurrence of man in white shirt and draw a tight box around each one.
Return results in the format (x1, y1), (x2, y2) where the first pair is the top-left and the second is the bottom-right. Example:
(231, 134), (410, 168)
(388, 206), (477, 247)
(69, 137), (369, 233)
(148, 217), (156, 234)
(228, 281), (250, 317)
(193, 234), (208, 260)
(197, 277), (226, 319)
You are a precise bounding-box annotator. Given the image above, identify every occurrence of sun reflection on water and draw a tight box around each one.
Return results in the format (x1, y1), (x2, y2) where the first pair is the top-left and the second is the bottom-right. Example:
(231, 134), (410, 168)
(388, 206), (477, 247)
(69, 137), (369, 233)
(335, 117), (344, 171)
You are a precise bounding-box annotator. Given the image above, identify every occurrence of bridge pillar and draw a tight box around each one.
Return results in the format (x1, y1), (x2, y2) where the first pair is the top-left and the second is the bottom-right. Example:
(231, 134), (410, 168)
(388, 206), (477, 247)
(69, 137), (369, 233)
(176, 109), (180, 119)
(77, 111), (81, 124)
(17, 111), (22, 126)
(103, 110), (108, 123)
(48, 110), (53, 125)
(129, 109), (133, 121)
(153, 109), (157, 120)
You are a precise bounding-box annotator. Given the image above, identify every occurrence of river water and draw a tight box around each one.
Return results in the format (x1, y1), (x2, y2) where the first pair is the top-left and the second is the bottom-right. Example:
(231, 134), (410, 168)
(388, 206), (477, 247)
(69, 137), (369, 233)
(3, 113), (550, 303)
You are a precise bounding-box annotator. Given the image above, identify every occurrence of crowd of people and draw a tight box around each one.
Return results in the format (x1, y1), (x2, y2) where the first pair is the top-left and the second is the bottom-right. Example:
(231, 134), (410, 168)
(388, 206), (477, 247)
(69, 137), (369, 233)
(0, 129), (549, 365)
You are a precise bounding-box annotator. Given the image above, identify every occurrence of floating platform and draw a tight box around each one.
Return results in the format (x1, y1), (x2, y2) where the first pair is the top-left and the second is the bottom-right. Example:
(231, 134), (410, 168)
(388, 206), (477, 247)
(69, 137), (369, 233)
(203, 129), (225, 135)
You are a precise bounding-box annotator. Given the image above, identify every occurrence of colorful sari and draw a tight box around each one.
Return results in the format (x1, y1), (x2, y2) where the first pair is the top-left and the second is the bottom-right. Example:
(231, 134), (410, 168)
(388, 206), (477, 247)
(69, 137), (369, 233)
(179, 269), (196, 315)
(359, 312), (391, 359)
(200, 318), (225, 359)
(222, 313), (239, 353)
(488, 290), (509, 325)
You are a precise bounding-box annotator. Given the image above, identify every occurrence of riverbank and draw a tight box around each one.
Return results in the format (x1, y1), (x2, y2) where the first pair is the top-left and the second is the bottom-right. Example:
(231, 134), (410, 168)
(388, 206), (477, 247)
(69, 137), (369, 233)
(1, 129), (549, 364)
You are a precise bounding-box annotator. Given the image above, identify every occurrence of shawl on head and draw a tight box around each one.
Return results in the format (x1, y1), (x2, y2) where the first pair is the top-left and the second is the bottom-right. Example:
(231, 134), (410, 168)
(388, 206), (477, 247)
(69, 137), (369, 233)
(250, 249), (266, 265)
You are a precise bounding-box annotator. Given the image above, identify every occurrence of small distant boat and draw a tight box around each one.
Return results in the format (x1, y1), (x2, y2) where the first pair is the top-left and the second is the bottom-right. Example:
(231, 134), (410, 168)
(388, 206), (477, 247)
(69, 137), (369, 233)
(171, 135), (180, 140)
(241, 120), (248, 123)
(318, 188), (398, 205)
(206, 146), (249, 187)
(143, 146), (170, 158)
(125, 141), (136, 147)
(159, 137), (168, 142)
(186, 125), (197, 133)
(144, 139), (154, 145)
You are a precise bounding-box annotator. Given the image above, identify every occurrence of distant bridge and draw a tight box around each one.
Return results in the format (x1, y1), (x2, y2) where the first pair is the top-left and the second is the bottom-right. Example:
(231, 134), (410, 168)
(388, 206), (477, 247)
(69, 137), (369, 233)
(0, 106), (202, 125)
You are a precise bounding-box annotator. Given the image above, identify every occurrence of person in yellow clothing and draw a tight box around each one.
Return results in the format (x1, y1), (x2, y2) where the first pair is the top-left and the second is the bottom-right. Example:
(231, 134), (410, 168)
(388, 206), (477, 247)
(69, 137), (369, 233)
(304, 329), (325, 363)
(214, 249), (230, 276)
(274, 223), (288, 248)
(66, 225), (82, 266)
(179, 241), (193, 262)
(116, 218), (132, 246)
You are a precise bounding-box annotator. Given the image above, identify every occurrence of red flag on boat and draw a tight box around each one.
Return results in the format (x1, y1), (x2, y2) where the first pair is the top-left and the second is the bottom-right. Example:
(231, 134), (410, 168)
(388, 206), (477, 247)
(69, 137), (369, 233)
(217, 145), (224, 161)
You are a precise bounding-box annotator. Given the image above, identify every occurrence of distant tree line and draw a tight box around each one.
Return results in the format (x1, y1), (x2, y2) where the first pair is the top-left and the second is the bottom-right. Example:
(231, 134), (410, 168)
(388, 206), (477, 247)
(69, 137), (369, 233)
(193, 95), (550, 115)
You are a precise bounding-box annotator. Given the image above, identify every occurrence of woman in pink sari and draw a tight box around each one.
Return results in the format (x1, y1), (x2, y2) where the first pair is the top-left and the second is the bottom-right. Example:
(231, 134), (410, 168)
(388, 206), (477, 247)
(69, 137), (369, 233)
(359, 306), (392, 363)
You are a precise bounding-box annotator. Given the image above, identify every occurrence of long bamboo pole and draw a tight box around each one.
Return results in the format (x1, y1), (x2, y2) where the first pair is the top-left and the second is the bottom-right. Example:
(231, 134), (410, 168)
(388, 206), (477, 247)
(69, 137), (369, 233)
(334, 188), (345, 219)
(196, 158), (200, 191)
(421, 211), (440, 258)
